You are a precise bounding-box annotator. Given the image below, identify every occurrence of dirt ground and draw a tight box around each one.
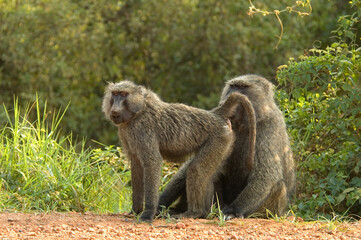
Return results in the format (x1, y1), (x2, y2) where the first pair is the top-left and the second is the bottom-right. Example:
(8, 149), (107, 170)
(0, 212), (360, 240)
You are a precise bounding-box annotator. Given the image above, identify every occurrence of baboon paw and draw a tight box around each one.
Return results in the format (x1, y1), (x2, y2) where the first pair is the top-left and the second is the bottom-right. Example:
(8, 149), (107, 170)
(131, 207), (143, 215)
(225, 214), (236, 220)
(222, 207), (244, 220)
(138, 217), (153, 223)
(138, 211), (155, 223)
(222, 206), (234, 215)
(225, 213), (245, 220)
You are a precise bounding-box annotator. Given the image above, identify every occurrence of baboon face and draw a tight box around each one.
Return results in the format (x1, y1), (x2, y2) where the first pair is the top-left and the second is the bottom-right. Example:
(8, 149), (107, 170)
(103, 81), (146, 125)
(109, 90), (135, 124)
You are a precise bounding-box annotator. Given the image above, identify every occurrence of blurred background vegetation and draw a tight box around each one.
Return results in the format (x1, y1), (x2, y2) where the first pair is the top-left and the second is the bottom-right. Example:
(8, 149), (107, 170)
(0, 0), (352, 145)
(0, 0), (360, 220)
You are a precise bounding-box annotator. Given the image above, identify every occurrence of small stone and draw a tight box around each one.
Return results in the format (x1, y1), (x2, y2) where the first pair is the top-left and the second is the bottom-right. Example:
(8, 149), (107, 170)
(61, 224), (69, 229)
(229, 234), (238, 240)
(176, 222), (186, 229)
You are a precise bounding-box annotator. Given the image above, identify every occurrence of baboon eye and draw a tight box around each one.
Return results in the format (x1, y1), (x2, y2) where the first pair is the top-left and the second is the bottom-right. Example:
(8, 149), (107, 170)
(113, 91), (128, 97)
(120, 91), (129, 97)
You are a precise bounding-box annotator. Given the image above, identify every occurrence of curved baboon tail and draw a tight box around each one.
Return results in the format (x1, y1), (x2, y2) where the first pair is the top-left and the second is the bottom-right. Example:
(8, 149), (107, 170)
(212, 92), (256, 172)
(212, 92), (242, 119)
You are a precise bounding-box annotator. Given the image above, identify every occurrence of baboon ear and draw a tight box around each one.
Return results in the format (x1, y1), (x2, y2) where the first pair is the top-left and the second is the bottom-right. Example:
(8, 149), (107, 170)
(127, 87), (145, 113)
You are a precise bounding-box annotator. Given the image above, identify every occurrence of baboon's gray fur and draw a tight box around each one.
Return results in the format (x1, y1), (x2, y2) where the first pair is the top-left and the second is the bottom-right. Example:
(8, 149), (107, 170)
(102, 80), (245, 222)
(219, 74), (295, 218)
(158, 75), (295, 219)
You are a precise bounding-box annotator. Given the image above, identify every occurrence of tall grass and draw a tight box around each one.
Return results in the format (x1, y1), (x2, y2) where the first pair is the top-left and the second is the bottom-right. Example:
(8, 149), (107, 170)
(0, 98), (131, 213)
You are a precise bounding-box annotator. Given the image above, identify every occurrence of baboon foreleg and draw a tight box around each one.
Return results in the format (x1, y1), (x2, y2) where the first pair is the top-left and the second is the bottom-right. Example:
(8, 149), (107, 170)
(139, 151), (163, 222)
(130, 154), (144, 215)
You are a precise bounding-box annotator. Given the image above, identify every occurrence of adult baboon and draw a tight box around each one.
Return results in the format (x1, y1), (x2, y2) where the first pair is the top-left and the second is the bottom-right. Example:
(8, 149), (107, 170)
(219, 74), (295, 219)
(159, 74), (295, 219)
(102, 80), (244, 222)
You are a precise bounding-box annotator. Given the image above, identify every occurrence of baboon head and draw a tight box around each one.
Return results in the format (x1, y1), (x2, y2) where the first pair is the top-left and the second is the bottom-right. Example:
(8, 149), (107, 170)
(220, 75), (275, 122)
(102, 81), (147, 125)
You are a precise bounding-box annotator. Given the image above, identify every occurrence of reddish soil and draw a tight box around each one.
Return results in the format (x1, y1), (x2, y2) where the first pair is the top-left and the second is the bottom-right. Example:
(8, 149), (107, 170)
(0, 212), (360, 239)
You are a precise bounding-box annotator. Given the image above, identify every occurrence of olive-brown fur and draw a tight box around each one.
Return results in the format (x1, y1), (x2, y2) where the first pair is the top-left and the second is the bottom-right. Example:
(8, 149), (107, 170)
(102, 80), (244, 222)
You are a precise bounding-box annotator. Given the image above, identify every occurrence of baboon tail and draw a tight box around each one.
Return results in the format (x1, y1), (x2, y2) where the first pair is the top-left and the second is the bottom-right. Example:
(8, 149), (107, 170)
(212, 92), (243, 119)
(212, 92), (256, 172)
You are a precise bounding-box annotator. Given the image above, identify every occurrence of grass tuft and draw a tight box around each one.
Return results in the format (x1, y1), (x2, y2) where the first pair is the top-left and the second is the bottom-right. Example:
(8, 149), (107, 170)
(0, 98), (131, 213)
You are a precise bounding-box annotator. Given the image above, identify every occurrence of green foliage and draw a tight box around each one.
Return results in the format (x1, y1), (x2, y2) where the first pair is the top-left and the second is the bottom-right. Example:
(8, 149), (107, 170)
(206, 194), (226, 226)
(0, 99), (131, 213)
(277, 1), (361, 219)
(0, 0), (345, 144)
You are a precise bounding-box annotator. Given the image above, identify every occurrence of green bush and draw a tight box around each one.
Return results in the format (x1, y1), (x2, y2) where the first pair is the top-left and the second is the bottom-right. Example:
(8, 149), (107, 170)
(276, 0), (361, 219)
(0, 0), (345, 145)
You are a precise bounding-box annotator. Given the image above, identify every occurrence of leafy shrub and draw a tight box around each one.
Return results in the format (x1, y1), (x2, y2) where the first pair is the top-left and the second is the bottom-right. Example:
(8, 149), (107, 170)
(276, 0), (361, 219)
(0, 0), (344, 145)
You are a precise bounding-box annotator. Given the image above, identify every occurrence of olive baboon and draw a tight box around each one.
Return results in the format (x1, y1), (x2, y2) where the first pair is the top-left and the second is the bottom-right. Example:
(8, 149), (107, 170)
(102, 80), (244, 222)
(159, 74), (295, 219)
(219, 74), (295, 218)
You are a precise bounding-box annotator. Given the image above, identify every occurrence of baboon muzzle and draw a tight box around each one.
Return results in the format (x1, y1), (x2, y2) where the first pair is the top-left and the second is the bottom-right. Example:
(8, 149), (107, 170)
(110, 111), (122, 124)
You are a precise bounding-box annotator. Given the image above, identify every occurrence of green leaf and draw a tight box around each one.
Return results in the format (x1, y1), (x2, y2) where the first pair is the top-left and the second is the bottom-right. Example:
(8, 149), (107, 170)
(337, 193), (346, 203)
(342, 83), (353, 92)
(343, 188), (355, 193)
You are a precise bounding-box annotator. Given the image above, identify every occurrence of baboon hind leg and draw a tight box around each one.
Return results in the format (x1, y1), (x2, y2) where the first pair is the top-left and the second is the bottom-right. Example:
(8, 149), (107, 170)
(158, 160), (191, 213)
(170, 177), (215, 217)
(259, 180), (288, 217)
(182, 137), (232, 218)
(223, 179), (287, 219)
